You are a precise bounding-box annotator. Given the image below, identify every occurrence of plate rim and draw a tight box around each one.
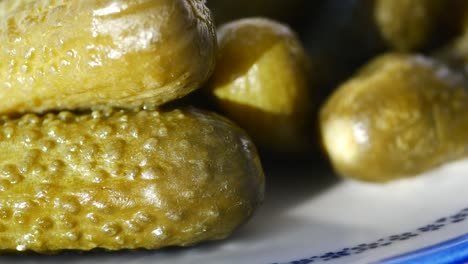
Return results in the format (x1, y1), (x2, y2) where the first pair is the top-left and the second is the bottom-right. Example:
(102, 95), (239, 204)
(272, 206), (468, 264)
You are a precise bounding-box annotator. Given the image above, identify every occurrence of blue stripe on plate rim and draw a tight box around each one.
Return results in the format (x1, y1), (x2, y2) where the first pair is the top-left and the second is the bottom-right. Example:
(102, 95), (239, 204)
(272, 206), (468, 264)
(373, 233), (468, 264)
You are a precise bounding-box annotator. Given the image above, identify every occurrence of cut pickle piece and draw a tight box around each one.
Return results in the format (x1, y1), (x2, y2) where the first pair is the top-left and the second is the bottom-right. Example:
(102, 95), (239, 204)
(208, 18), (312, 153)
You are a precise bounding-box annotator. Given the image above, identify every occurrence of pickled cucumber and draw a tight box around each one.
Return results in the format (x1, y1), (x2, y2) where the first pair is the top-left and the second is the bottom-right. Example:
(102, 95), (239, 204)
(207, 18), (312, 152)
(373, 0), (445, 51)
(0, 108), (264, 252)
(0, 0), (33, 17)
(320, 53), (467, 182)
(0, 0), (216, 114)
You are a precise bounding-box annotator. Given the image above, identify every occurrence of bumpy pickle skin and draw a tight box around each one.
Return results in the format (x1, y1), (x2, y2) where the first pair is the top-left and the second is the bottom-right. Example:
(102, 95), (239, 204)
(320, 53), (468, 182)
(207, 18), (312, 152)
(0, 0), (216, 114)
(0, 108), (264, 252)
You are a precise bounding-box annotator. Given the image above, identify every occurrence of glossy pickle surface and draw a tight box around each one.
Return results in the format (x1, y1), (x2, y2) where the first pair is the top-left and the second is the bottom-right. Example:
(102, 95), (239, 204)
(208, 18), (312, 152)
(321, 53), (468, 182)
(0, 108), (264, 252)
(0, 0), (216, 114)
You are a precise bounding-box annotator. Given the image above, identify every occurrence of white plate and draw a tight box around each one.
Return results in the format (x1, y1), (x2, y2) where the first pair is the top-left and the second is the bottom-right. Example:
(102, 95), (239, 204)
(2, 158), (468, 264)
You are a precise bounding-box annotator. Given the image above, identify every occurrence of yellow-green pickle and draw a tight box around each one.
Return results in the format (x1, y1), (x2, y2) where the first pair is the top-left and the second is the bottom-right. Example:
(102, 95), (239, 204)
(320, 53), (468, 182)
(0, 0), (216, 114)
(0, 108), (264, 252)
(208, 18), (312, 152)
(371, 0), (446, 51)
